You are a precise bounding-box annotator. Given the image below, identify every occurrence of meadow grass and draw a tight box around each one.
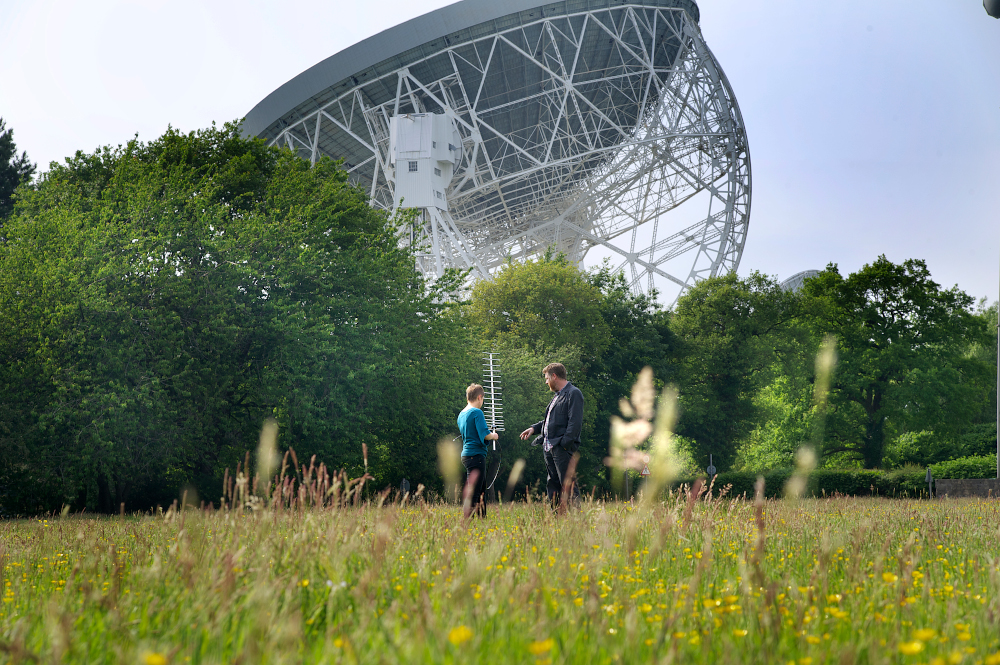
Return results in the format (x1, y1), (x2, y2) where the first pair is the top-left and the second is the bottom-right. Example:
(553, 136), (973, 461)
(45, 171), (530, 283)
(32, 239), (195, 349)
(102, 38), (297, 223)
(1, 493), (999, 664)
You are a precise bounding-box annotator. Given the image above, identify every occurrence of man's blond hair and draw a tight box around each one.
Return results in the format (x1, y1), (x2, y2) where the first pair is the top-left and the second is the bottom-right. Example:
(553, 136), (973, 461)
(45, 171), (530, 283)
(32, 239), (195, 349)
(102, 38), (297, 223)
(466, 383), (485, 402)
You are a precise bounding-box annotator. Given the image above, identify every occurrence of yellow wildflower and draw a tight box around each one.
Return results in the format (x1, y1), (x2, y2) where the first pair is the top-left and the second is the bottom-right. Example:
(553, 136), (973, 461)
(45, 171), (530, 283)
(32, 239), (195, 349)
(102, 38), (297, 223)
(141, 654), (167, 665)
(528, 639), (554, 656)
(899, 641), (925, 655)
(448, 626), (473, 646)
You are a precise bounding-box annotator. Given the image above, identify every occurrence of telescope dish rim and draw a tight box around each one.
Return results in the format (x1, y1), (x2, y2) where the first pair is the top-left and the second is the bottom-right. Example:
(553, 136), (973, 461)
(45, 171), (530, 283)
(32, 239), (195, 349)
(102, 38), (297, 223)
(242, 0), (700, 138)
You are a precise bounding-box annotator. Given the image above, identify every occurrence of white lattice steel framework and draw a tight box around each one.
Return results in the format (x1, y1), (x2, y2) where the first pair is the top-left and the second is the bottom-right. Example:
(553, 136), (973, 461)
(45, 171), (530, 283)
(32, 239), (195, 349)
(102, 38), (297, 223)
(253, 1), (749, 302)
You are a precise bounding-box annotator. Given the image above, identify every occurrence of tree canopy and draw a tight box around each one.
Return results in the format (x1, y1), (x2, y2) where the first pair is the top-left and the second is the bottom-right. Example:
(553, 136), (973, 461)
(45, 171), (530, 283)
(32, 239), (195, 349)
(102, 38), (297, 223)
(0, 123), (467, 512)
(670, 272), (800, 470)
(801, 256), (991, 468)
(1, 120), (994, 513)
(670, 260), (994, 471)
(465, 252), (610, 364)
(0, 117), (36, 220)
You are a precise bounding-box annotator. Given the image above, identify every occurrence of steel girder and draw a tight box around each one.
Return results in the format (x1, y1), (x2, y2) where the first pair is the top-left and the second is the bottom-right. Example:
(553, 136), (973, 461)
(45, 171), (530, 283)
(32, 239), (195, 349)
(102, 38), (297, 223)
(266, 6), (749, 303)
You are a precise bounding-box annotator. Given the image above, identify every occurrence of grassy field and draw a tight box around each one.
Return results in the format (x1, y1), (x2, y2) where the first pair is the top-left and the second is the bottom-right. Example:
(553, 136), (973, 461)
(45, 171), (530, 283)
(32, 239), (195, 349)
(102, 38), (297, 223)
(1, 492), (999, 664)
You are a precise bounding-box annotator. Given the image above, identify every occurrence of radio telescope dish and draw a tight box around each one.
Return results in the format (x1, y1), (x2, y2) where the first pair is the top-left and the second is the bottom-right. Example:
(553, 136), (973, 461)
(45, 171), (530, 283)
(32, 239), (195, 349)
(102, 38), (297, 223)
(244, 0), (750, 304)
(780, 270), (821, 292)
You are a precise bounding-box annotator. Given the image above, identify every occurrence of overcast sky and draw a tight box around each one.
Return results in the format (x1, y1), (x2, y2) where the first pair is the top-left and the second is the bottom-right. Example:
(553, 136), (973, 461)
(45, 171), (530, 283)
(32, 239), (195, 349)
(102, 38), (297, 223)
(1, 0), (997, 304)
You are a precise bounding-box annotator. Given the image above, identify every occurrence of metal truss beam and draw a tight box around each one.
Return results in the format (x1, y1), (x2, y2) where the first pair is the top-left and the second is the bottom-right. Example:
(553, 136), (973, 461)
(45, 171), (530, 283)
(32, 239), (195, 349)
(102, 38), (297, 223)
(266, 5), (750, 305)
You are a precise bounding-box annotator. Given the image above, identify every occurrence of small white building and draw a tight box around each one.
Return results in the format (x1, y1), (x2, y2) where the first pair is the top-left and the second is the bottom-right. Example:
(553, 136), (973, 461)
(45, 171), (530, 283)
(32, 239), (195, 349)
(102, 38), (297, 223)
(389, 113), (461, 211)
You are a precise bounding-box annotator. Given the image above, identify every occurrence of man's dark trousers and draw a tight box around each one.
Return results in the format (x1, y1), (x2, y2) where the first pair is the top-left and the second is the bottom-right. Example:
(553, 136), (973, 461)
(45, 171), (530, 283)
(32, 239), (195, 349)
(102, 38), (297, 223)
(544, 444), (579, 504)
(462, 454), (487, 517)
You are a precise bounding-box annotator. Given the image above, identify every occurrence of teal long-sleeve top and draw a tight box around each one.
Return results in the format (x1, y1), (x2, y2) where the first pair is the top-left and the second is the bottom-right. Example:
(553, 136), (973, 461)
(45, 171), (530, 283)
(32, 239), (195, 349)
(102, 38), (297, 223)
(457, 405), (490, 458)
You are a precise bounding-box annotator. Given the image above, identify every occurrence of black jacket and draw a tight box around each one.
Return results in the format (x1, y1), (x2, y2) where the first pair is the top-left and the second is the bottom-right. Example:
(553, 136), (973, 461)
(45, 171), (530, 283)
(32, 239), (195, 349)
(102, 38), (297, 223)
(531, 381), (584, 452)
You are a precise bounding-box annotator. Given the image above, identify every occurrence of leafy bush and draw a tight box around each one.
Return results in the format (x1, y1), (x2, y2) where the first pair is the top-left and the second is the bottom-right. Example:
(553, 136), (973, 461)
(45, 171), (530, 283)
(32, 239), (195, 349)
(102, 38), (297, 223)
(877, 466), (929, 497)
(883, 427), (998, 468)
(883, 431), (951, 468)
(673, 467), (930, 498)
(955, 424), (997, 458)
(930, 455), (997, 479)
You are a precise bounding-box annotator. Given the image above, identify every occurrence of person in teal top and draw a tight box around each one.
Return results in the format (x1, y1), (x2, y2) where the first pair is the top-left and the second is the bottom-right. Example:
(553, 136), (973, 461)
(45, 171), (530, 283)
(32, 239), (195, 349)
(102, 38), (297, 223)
(457, 383), (498, 517)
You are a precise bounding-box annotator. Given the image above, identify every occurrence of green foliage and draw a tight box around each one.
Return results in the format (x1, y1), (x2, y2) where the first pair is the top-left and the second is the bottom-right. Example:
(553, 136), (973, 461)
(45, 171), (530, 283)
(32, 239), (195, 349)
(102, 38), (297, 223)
(0, 123), (466, 512)
(964, 299), (998, 424)
(802, 256), (990, 469)
(465, 251), (610, 364)
(880, 425), (996, 469)
(671, 272), (800, 471)
(930, 455), (997, 479)
(734, 259), (995, 474)
(882, 430), (956, 468)
(0, 117), (36, 220)
(956, 423), (998, 457)
(734, 376), (815, 472)
(678, 467), (929, 498)
(584, 264), (676, 492)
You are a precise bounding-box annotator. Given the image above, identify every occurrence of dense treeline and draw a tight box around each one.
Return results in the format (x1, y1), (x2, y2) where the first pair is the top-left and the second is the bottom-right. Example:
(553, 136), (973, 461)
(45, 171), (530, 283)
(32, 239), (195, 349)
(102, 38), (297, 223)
(0, 124), (471, 512)
(0, 124), (995, 512)
(673, 262), (997, 473)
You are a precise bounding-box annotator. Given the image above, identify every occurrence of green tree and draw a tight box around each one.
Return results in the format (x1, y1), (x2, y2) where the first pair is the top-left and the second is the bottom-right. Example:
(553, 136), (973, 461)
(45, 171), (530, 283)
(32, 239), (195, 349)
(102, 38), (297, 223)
(734, 374), (816, 472)
(0, 117), (36, 220)
(670, 272), (801, 471)
(584, 263), (676, 491)
(0, 123), (465, 512)
(802, 256), (990, 469)
(964, 299), (999, 437)
(465, 252), (610, 365)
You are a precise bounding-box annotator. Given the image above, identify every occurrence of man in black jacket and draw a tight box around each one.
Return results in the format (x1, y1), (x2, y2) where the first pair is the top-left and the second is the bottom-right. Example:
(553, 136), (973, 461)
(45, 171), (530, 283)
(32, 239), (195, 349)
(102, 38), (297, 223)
(519, 362), (583, 504)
